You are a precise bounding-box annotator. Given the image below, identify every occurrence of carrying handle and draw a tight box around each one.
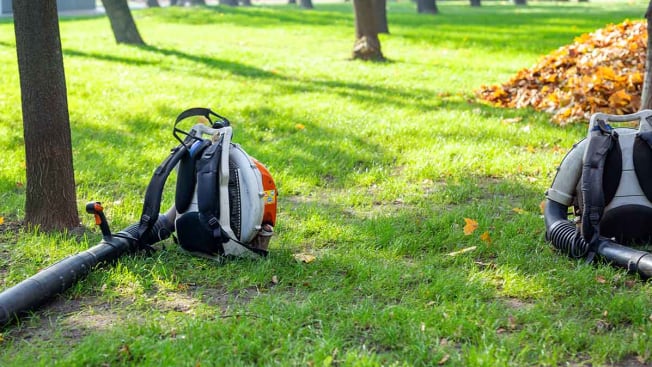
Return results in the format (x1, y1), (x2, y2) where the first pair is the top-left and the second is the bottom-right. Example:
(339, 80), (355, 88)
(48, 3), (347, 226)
(173, 107), (231, 149)
(589, 110), (652, 134)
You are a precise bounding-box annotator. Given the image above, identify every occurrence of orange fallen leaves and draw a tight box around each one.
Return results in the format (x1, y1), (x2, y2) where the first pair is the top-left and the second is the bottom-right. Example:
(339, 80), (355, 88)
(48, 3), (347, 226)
(463, 217), (479, 235)
(476, 20), (646, 125)
(480, 231), (492, 245)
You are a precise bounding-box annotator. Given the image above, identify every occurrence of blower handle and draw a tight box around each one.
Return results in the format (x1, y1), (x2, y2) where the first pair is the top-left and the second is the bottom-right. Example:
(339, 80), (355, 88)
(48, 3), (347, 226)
(589, 110), (652, 133)
(85, 202), (112, 240)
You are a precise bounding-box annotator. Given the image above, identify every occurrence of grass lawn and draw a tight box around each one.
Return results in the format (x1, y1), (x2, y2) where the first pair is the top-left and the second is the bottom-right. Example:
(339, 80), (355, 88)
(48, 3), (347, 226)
(0, 0), (651, 365)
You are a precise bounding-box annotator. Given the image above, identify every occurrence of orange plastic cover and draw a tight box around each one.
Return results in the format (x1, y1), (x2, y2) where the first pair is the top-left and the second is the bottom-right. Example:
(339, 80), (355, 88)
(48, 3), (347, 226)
(253, 158), (277, 226)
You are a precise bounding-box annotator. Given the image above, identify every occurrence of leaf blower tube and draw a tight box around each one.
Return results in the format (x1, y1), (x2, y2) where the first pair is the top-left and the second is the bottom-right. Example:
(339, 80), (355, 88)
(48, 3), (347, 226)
(545, 137), (652, 279)
(0, 205), (175, 326)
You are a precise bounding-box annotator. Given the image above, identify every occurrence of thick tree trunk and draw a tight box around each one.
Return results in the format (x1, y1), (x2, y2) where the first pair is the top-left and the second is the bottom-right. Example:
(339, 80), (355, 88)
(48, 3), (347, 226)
(642, 1), (652, 110)
(300, 0), (314, 9)
(101, 0), (146, 45)
(288, 0), (296, 4)
(374, 0), (388, 34)
(352, 0), (384, 61)
(219, 0), (239, 6)
(146, 0), (160, 7)
(470, 0), (481, 6)
(191, 0), (206, 4)
(240, 0), (252, 6)
(13, 0), (80, 231)
(514, 0), (527, 5)
(417, 0), (438, 14)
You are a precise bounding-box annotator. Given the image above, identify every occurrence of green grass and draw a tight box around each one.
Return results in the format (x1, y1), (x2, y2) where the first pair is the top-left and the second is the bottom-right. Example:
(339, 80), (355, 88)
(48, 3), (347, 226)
(0, 0), (651, 365)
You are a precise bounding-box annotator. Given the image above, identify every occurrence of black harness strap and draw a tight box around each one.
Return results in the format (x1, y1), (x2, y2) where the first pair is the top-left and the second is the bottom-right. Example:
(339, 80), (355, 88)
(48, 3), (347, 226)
(137, 143), (188, 241)
(580, 122), (618, 261)
(196, 139), (230, 243)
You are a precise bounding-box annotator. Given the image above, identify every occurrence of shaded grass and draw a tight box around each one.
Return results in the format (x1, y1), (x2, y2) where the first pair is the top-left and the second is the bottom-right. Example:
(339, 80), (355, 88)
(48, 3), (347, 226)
(1, 1), (651, 366)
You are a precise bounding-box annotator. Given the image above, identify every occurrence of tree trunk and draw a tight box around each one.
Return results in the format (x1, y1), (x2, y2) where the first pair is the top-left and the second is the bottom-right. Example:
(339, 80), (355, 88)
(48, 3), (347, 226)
(191, 0), (206, 4)
(300, 0), (314, 9)
(352, 0), (384, 61)
(241, 0), (252, 6)
(288, 0), (296, 4)
(101, 0), (146, 45)
(417, 0), (438, 14)
(514, 0), (527, 5)
(642, 1), (652, 110)
(219, 0), (239, 5)
(12, 0), (80, 231)
(470, 0), (481, 6)
(374, 0), (388, 34)
(146, 0), (160, 7)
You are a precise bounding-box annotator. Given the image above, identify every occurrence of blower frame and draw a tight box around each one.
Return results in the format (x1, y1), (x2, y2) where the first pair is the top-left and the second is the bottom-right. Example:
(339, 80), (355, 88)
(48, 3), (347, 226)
(544, 110), (652, 278)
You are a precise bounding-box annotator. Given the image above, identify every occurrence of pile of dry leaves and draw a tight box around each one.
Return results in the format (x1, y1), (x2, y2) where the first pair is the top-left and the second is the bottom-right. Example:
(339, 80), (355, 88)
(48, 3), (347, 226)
(476, 20), (647, 125)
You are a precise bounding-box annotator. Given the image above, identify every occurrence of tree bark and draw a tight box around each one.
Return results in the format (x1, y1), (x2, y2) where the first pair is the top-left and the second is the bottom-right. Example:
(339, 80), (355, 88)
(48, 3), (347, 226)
(470, 0), (481, 6)
(241, 0), (252, 6)
(300, 0), (314, 9)
(514, 0), (527, 5)
(219, 0), (239, 5)
(146, 0), (160, 7)
(374, 0), (388, 34)
(101, 0), (146, 45)
(352, 0), (384, 61)
(642, 1), (652, 110)
(417, 0), (438, 14)
(191, 0), (206, 5)
(12, 0), (80, 231)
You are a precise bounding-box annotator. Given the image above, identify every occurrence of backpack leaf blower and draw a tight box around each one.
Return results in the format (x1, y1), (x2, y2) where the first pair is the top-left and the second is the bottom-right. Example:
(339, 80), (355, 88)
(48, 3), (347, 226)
(545, 110), (652, 278)
(0, 108), (277, 326)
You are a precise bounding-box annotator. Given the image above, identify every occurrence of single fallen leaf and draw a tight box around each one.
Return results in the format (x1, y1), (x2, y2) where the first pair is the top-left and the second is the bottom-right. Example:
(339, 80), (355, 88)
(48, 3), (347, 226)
(437, 354), (450, 365)
(463, 218), (478, 235)
(539, 200), (546, 214)
(512, 207), (526, 214)
(293, 253), (316, 263)
(0, 217), (4, 225)
(271, 275), (279, 284)
(501, 117), (522, 124)
(295, 123), (305, 130)
(596, 275), (607, 284)
(480, 231), (492, 245)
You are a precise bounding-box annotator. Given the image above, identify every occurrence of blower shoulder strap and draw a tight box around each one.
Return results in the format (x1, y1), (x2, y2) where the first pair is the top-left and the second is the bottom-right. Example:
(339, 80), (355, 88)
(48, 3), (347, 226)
(137, 143), (188, 240)
(196, 138), (230, 242)
(634, 131), (652, 203)
(580, 122), (619, 261)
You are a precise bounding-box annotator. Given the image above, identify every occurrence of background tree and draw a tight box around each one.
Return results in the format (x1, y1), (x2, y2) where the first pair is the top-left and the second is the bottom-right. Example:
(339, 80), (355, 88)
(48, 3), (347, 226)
(470, 0), (481, 6)
(375, 0), (389, 34)
(101, 0), (146, 45)
(514, 0), (527, 5)
(417, 0), (438, 14)
(643, 1), (652, 109)
(300, 0), (314, 9)
(146, 0), (160, 7)
(12, 0), (80, 231)
(352, 0), (384, 60)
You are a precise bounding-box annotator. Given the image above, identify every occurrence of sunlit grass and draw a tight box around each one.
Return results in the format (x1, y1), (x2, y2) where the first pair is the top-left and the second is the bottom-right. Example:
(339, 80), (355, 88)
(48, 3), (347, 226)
(0, 1), (650, 366)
